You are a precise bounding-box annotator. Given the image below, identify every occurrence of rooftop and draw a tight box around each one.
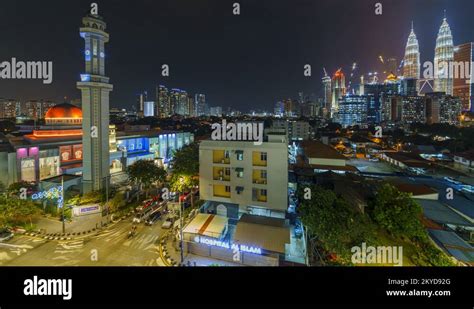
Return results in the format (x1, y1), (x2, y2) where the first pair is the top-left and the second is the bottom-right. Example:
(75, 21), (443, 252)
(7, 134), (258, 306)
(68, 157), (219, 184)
(233, 214), (290, 254)
(300, 140), (346, 160)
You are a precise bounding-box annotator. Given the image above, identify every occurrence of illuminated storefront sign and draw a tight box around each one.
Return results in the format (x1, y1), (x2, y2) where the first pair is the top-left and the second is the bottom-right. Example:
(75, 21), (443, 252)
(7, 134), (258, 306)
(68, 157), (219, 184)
(194, 235), (262, 255)
(60, 145), (82, 162)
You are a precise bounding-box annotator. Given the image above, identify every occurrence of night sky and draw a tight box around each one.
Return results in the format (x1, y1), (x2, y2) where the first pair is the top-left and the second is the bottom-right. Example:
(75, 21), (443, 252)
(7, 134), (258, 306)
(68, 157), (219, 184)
(0, 0), (473, 112)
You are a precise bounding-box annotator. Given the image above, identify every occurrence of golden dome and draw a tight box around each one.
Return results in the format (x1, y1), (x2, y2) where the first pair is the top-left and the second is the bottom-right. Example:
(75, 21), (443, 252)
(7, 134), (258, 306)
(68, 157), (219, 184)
(45, 103), (82, 125)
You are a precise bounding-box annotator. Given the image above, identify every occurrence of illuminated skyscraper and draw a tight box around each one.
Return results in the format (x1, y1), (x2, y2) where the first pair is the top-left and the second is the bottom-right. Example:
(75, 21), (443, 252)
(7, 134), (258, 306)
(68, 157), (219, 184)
(322, 68), (332, 111)
(331, 69), (346, 116)
(453, 42), (474, 112)
(403, 22), (420, 80)
(434, 14), (454, 95)
(76, 12), (113, 193)
(195, 93), (207, 116)
(156, 85), (170, 118)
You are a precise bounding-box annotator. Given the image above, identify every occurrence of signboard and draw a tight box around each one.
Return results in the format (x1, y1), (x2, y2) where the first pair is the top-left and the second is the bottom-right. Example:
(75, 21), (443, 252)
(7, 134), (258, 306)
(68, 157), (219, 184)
(193, 235), (262, 255)
(73, 205), (101, 216)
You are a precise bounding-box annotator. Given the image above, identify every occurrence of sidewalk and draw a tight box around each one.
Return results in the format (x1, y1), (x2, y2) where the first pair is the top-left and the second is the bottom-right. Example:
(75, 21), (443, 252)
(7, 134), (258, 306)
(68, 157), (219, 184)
(35, 212), (108, 234)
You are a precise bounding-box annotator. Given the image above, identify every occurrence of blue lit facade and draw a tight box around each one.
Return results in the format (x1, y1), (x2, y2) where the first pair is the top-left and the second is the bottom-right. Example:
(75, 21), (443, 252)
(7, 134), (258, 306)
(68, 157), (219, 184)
(336, 95), (368, 127)
(111, 132), (194, 169)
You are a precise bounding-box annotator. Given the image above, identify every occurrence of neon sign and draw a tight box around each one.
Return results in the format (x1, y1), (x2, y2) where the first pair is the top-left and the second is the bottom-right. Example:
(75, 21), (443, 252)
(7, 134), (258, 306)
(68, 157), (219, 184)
(194, 235), (262, 255)
(31, 186), (63, 201)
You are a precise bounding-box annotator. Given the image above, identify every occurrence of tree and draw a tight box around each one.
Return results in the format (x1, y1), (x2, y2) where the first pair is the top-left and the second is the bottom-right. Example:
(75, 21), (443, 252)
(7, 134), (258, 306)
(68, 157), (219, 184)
(0, 196), (41, 228)
(7, 181), (36, 198)
(170, 142), (199, 207)
(127, 160), (167, 199)
(369, 184), (426, 240)
(298, 185), (375, 264)
(170, 142), (199, 176)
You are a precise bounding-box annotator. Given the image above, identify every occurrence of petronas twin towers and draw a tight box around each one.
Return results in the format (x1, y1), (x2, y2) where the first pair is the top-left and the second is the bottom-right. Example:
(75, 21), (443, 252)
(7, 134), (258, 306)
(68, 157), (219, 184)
(402, 13), (454, 95)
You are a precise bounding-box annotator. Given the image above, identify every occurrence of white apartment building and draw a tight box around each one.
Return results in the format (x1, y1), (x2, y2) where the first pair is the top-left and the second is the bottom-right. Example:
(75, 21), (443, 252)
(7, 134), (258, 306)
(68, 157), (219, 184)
(199, 135), (288, 218)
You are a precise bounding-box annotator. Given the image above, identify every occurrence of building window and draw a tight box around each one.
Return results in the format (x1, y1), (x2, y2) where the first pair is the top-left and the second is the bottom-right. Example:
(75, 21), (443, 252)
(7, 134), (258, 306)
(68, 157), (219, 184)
(260, 152), (267, 161)
(261, 189), (267, 196)
(224, 150), (230, 158)
(225, 168), (231, 176)
(236, 170), (244, 178)
(225, 186), (231, 193)
(261, 170), (267, 179)
(236, 151), (243, 161)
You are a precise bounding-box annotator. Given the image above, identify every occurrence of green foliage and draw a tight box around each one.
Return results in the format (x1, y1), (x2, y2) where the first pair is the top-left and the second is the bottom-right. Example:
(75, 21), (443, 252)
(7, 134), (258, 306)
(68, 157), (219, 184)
(298, 185), (375, 263)
(369, 184), (426, 240)
(410, 240), (456, 266)
(0, 196), (41, 227)
(127, 160), (167, 188)
(169, 174), (197, 193)
(7, 181), (36, 197)
(171, 142), (199, 176)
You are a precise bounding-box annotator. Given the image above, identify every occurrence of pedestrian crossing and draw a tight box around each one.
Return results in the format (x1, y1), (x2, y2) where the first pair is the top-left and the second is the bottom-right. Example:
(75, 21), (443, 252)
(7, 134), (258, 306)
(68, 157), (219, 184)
(0, 236), (47, 265)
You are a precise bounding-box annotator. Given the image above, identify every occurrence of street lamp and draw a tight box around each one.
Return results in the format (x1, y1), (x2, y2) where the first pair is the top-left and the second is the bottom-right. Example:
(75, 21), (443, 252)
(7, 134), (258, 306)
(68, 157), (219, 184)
(178, 176), (185, 265)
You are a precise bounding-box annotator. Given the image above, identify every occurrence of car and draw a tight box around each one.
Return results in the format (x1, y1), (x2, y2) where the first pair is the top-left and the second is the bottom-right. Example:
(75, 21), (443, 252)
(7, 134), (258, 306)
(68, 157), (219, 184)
(162, 217), (174, 229)
(145, 212), (162, 226)
(0, 228), (13, 242)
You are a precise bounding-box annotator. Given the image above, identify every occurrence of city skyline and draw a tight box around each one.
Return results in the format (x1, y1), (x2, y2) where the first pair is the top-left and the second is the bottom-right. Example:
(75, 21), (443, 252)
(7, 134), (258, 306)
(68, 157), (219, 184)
(0, 0), (473, 112)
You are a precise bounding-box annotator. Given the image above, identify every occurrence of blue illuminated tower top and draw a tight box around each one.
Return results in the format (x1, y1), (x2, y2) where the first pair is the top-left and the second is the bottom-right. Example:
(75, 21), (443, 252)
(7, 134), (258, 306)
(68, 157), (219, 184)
(79, 13), (109, 82)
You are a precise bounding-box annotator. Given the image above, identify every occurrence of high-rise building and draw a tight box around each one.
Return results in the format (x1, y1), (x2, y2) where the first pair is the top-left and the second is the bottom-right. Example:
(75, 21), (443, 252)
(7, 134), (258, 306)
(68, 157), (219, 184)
(187, 95), (195, 117)
(0, 99), (19, 118)
(274, 101), (284, 117)
(195, 93), (207, 116)
(169, 88), (181, 116)
(136, 91), (147, 118)
(425, 92), (462, 125)
(24, 100), (56, 119)
(156, 85), (170, 118)
(434, 16), (454, 95)
(331, 69), (346, 116)
(143, 101), (154, 117)
(322, 69), (332, 111)
(453, 42), (474, 112)
(402, 96), (425, 124)
(403, 23), (420, 80)
(336, 95), (368, 128)
(175, 90), (188, 116)
(76, 12), (113, 193)
(283, 99), (294, 117)
(400, 78), (418, 96)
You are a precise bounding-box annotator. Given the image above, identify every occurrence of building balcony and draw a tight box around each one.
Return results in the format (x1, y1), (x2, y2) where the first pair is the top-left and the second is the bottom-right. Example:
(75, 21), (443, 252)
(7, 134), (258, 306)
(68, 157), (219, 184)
(213, 150), (230, 164)
(252, 179), (267, 185)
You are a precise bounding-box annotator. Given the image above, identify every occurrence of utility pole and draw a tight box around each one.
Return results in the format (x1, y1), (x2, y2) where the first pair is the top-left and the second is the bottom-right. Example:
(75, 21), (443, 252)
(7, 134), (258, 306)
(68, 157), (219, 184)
(61, 175), (65, 234)
(179, 192), (184, 265)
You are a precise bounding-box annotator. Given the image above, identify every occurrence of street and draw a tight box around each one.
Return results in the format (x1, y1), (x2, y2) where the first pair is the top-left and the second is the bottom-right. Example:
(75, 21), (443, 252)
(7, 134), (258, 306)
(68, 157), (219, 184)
(0, 218), (167, 266)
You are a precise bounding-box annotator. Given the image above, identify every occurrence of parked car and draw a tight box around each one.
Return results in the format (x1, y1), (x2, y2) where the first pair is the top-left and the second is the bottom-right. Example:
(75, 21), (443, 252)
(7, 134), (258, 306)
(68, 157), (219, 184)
(161, 217), (174, 229)
(145, 212), (162, 226)
(0, 228), (13, 242)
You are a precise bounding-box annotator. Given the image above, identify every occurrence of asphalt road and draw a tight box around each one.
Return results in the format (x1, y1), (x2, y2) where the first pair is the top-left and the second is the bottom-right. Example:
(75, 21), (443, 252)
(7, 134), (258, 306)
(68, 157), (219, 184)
(0, 218), (167, 266)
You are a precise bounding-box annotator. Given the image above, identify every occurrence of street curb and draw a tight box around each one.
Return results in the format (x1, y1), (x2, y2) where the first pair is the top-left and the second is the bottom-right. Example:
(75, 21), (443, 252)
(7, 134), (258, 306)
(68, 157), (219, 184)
(23, 211), (135, 242)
